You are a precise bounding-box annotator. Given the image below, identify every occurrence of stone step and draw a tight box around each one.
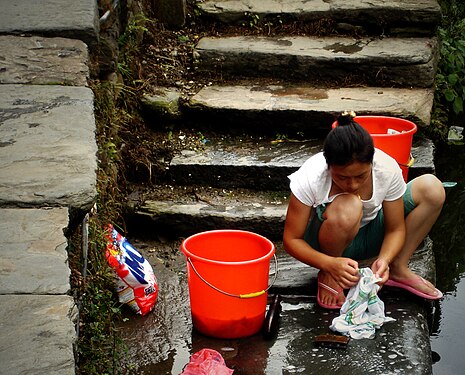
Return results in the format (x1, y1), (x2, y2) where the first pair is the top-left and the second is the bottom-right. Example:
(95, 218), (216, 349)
(130, 132), (434, 239)
(195, 36), (438, 87)
(0, 207), (76, 374)
(0, 35), (89, 86)
(128, 186), (288, 240)
(0, 0), (99, 49)
(184, 85), (434, 137)
(0, 208), (71, 295)
(0, 84), (97, 212)
(168, 136), (434, 190)
(0, 295), (76, 375)
(197, 0), (441, 36)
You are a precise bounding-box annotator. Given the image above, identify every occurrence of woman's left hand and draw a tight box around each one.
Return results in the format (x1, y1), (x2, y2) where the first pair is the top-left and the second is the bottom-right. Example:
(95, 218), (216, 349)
(371, 258), (390, 285)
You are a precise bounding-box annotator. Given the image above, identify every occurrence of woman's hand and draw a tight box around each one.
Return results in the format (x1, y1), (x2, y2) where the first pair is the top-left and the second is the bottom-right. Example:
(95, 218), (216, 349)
(371, 257), (390, 285)
(324, 257), (360, 289)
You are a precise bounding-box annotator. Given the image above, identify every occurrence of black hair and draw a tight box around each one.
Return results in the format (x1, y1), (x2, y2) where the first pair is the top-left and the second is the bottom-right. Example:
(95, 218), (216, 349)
(323, 113), (375, 166)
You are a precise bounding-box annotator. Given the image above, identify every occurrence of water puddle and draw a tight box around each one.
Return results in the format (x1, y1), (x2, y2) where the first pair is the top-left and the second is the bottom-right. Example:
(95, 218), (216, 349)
(324, 42), (364, 54)
(429, 143), (465, 374)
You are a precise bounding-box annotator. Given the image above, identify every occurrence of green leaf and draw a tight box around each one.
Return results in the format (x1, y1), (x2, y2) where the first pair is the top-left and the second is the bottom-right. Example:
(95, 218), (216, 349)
(453, 96), (463, 114)
(177, 35), (190, 43)
(445, 88), (456, 102)
(448, 73), (459, 84)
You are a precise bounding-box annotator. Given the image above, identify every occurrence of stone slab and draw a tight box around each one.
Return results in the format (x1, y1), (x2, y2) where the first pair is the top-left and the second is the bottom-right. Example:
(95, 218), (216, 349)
(117, 240), (434, 374)
(198, 0), (441, 35)
(141, 87), (183, 119)
(137, 200), (286, 240)
(0, 0), (99, 48)
(199, 0), (440, 17)
(168, 137), (434, 190)
(0, 84), (97, 210)
(195, 36), (438, 87)
(0, 208), (70, 294)
(186, 85), (434, 134)
(186, 296), (432, 374)
(409, 138), (436, 179)
(0, 35), (89, 86)
(0, 294), (76, 375)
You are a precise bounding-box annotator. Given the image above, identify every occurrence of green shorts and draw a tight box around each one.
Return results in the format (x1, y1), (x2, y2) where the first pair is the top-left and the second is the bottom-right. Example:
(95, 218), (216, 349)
(304, 181), (415, 261)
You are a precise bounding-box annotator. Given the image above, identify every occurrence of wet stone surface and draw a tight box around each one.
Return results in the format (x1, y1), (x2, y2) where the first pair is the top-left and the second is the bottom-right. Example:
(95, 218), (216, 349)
(0, 35), (89, 86)
(118, 238), (436, 374)
(195, 36), (438, 87)
(0, 84), (97, 211)
(197, 0), (441, 34)
(167, 136), (434, 191)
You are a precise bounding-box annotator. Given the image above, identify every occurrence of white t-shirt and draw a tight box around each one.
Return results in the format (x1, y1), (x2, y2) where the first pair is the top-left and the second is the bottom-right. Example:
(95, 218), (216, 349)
(289, 149), (407, 227)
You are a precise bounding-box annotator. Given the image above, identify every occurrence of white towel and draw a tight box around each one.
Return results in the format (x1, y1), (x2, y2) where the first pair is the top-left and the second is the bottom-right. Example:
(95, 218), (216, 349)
(330, 267), (395, 339)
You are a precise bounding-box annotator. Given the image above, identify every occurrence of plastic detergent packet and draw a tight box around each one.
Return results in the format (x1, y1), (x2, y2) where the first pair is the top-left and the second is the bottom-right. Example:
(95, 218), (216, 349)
(181, 349), (234, 375)
(105, 224), (158, 316)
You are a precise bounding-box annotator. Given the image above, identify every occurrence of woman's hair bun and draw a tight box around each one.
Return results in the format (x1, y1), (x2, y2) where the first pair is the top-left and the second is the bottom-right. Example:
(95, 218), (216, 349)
(337, 111), (356, 126)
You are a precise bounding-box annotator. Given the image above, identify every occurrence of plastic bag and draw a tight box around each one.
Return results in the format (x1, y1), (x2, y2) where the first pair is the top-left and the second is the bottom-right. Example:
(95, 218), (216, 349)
(181, 349), (234, 375)
(105, 224), (158, 316)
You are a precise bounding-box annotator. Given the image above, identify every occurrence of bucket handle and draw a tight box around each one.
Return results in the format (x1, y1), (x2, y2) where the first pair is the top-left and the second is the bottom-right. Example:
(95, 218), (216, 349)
(398, 154), (415, 168)
(187, 254), (279, 299)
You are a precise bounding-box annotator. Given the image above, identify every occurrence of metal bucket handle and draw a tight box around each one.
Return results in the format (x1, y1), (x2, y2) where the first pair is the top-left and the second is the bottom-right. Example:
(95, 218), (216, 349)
(187, 254), (278, 299)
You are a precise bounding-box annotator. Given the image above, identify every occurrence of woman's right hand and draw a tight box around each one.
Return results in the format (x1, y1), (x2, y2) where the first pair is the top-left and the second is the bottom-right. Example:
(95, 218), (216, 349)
(325, 257), (360, 289)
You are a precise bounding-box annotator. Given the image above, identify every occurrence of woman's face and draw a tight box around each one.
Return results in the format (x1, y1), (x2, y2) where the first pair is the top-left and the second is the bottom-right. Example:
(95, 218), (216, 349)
(329, 161), (372, 195)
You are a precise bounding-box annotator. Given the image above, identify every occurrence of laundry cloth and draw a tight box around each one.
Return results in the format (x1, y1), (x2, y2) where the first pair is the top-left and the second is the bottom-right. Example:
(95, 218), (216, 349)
(330, 267), (395, 339)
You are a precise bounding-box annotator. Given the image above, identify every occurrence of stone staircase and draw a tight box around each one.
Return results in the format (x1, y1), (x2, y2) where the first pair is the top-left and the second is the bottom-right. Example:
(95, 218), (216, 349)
(135, 0), (440, 243)
(127, 0), (443, 373)
(0, 0), (444, 373)
(0, 1), (98, 374)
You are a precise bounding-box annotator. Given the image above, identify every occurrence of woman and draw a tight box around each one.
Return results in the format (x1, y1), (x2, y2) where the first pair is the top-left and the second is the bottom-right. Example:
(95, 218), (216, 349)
(283, 114), (445, 309)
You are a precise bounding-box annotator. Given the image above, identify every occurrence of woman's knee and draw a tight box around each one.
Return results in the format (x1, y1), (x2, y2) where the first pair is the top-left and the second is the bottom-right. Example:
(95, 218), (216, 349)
(323, 194), (363, 232)
(412, 174), (446, 207)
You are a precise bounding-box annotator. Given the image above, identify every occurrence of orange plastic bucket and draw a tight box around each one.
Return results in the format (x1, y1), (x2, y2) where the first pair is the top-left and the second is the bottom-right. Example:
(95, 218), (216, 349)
(181, 230), (276, 339)
(332, 116), (417, 181)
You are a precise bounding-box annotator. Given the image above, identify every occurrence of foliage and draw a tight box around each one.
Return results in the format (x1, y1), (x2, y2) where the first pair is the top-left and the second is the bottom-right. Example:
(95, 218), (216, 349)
(72, 2), (164, 369)
(117, 13), (151, 84)
(70, 79), (130, 374)
(432, 0), (465, 139)
(72, 14), (151, 367)
(73, 221), (124, 375)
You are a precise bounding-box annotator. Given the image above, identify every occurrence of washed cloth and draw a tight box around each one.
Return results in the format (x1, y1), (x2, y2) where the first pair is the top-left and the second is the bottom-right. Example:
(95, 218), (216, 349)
(330, 268), (395, 339)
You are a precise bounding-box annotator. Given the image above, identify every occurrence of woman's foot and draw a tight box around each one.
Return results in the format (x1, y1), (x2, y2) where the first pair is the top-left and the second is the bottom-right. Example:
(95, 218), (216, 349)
(387, 268), (442, 300)
(317, 271), (345, 309)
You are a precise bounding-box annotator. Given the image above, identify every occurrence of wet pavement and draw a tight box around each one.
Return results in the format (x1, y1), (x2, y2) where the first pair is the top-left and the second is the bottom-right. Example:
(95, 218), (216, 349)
(118, 240), (436, 375)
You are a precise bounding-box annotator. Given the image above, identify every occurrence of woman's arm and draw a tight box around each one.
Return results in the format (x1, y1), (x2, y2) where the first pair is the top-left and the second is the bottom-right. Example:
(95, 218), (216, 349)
(283, 194), (359, 288)
(283, 194), (327, 268)
(372, 197), (406, 282)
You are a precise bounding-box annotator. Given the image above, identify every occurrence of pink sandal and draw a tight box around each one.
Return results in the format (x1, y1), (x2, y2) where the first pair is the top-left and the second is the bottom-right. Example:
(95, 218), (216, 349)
(317, 272), (344, 310)
(385, 276), (443, 300)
